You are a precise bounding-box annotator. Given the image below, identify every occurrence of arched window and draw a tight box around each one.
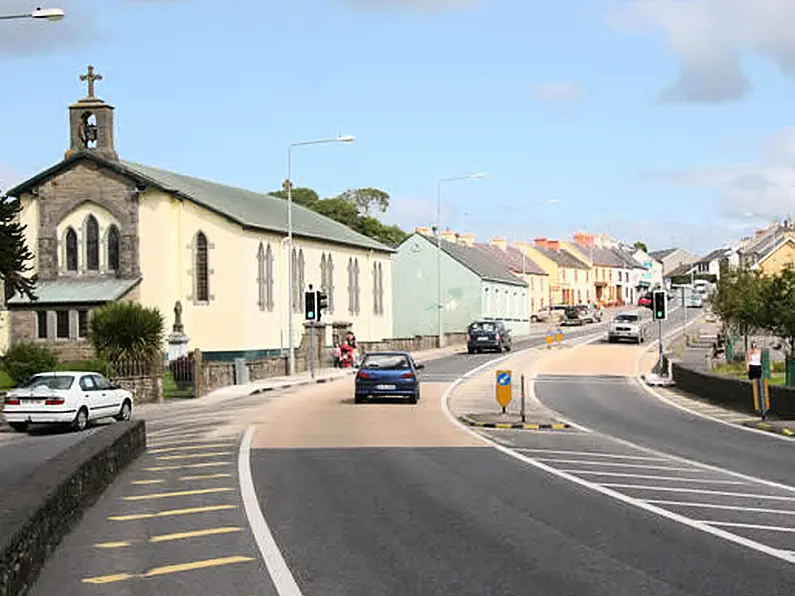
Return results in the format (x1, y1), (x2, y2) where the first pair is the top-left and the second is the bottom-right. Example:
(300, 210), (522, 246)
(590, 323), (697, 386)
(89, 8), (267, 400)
(265, 243), (274, 311)
(65, 227), (78, 272)
(107, 225), (120, 272)
(326, 254), (335, 313)
(298, 249), (306, 311)
(195, 232), (209, 302)
(86, 215), (99, 271)
(353, 258), (360, 315)
(257, 243), (266, 311)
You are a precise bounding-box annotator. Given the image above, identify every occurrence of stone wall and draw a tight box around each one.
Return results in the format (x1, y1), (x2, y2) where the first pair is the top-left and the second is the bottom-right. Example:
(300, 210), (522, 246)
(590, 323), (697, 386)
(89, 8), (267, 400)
(671, 361), (795, 419)
(0, 420), (146, 596)
(116, 374), (162, 404)
(359, 332), (468, 354)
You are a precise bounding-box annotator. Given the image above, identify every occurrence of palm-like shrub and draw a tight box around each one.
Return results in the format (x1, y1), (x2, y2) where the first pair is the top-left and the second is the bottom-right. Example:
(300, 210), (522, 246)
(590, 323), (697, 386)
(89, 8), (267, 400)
(89, 301), (164, 362)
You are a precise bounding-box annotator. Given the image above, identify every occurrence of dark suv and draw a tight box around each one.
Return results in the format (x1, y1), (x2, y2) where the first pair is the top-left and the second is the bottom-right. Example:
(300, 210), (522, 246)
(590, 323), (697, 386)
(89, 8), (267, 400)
(467, 320), (512, 354)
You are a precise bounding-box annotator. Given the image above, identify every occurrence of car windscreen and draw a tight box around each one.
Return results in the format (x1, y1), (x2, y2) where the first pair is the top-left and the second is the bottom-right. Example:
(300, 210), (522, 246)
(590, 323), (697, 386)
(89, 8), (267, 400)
(469, 322), (496, 332)
(614, 315), (639, 323)
(20, 375), (74, 390)
(361, 354), (411, 370)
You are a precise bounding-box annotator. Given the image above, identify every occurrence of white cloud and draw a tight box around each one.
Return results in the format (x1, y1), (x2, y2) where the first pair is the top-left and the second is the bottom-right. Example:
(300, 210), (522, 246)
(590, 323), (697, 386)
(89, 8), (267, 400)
(612, 0), (795, 103)
(336, 0), (479, 11)
(642, 127), (795, 220)
(531, 82), (586, 103)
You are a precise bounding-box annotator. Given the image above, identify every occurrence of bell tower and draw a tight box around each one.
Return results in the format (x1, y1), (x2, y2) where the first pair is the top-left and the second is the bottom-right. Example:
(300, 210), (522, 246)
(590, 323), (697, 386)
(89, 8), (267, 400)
(65, 65), (119, 161)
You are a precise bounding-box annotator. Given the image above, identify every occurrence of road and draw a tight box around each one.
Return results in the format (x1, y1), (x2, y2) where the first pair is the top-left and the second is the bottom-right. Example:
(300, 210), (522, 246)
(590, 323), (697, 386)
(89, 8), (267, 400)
(27, 302), (794, 596)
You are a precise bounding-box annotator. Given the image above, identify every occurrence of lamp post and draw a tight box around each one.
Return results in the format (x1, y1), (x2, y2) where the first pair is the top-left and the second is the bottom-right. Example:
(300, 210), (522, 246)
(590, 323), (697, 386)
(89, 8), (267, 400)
(436, 173), (485, 348)
(0, 7), (65, 20)
(284, 135), (354, 376)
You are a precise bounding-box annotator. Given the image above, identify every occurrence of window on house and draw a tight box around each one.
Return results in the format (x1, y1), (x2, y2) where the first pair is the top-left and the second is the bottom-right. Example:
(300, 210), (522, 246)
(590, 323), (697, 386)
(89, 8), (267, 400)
(291, 248), (299, 312)
(56, 311), (69, 339)
(373, 262), (379, 315)
(65, 227), (78, 271)
(257, 243), (266, 310)
(265, 243), (274, 311)
(78, 310), (88, 338)
(348, 258), (354, 314)
(378, 262), (384, 315)
(36, 311), (48, 339)
(326, 254), (335, 313)
(86, 215), (99, 271)
(195, 231), (209, 302)
(298, 249), (305, 312)
(354, 258), (360, 314)
(107, 225), (120, 272)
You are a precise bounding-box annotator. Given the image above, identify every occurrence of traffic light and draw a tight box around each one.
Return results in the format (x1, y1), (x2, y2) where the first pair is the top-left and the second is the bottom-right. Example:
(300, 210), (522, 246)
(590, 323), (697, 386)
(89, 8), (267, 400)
(305, 290), (317, 321)
(316, 290), (328, 321)
(652, 290), (667, 320)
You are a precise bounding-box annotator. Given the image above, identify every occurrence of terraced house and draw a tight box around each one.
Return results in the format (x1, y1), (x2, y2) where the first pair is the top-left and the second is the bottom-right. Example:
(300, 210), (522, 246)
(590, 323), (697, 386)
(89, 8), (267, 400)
(513, 239), (591, 306)
(0, 67), (393, 360)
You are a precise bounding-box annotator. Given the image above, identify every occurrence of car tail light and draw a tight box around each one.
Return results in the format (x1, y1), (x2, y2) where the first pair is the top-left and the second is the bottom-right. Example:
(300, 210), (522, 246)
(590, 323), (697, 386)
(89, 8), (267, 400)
(496, 334), (500, 341)
(4, 398), (19, 405)
(357, 372), (370, 379)
(45, 398), (65, 406)
(402, 372), (415, 379)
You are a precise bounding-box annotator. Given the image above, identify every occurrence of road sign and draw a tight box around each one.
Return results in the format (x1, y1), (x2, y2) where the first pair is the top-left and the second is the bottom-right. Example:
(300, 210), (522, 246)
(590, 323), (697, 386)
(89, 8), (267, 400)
(495, 370), (512, 410)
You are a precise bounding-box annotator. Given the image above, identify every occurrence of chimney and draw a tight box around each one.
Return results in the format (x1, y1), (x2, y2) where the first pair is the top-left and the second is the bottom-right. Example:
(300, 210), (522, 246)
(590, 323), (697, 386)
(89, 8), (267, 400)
(458, 232), (475, 246)
(440, 229), (457, 243)
(574, 232), (595, 247)
(413, 226), (431, 236)
(547, 240), (560, 250)
(490, 237), (507, 251)
(534, 238), (548, 248)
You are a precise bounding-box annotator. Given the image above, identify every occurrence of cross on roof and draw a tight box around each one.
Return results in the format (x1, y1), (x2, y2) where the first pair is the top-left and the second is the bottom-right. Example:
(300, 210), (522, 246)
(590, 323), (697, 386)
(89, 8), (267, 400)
(80, 65), (103, 98)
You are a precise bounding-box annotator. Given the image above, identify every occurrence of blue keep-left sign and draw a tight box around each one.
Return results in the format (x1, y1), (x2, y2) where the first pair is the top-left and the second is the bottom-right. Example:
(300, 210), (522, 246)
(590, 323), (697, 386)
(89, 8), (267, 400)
(497, 371), (511, 386)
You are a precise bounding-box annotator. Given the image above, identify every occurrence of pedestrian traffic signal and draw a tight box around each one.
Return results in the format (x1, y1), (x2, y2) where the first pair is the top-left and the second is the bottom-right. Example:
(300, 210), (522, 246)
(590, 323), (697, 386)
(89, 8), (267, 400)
(305, 290), (317, 321)
(653, 290), (667, 320)
(316, 290), (328, 321)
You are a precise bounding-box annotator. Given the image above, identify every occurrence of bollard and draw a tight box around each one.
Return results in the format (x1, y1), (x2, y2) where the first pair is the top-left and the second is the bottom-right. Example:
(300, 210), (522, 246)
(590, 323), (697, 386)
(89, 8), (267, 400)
(546, 332), (554, 349)
(556, 328), (563, 347)
(520, 374), (526, 423)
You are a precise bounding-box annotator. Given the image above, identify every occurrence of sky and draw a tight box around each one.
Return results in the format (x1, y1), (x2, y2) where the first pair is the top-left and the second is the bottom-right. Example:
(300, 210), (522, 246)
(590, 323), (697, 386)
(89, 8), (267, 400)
(2, 0), (795, 255)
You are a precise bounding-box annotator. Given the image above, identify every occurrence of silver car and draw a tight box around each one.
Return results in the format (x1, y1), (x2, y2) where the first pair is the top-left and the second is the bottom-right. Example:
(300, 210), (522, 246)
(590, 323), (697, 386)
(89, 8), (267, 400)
(607, 312), (646, 344)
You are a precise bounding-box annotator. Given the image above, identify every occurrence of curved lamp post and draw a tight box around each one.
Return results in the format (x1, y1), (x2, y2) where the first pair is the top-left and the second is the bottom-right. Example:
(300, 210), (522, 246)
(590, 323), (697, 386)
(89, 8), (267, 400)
(0, 8), (65, 21)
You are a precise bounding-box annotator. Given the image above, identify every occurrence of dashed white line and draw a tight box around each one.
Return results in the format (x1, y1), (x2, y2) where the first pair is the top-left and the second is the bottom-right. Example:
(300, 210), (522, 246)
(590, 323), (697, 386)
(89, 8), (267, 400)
(557, 470), (748, 484)
(701, 521), (795, 533)
(644, 500), (795, 515)
(600, 484), (795, 501)
(516, 448), (668, 462)
(533, 458), (707, 472)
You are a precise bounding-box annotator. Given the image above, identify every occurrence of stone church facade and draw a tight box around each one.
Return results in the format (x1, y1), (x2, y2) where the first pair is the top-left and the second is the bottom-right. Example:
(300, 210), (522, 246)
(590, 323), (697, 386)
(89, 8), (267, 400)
(1, 66), (394, 361)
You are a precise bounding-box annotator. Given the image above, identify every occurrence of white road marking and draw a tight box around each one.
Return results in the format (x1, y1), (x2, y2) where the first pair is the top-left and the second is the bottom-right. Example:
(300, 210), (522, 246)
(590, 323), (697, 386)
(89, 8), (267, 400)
(644, 500), (795, 515)
(516, 448), (668, 461)
(701, 521), (795, 533)
(557, 469), (748, 484)
(600, 484), (795, 501)
(533, 458), (707, 472)
(238, 425), (305, 596)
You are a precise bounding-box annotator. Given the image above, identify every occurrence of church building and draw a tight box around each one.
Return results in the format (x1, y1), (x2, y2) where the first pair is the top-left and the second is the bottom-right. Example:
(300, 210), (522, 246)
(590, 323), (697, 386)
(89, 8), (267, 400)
(1, 66), (394, 361)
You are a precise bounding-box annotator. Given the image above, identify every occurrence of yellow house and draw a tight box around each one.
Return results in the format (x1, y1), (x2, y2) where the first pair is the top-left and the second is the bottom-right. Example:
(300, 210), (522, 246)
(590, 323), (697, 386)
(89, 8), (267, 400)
(754, 236), (795, 276)
(512, 239), (590, 305)
(2, 68), (393, 361)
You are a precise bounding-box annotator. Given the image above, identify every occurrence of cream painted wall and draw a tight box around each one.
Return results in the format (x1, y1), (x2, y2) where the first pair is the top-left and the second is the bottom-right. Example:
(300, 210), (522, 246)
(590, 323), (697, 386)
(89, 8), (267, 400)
(137, 189), (393, 353)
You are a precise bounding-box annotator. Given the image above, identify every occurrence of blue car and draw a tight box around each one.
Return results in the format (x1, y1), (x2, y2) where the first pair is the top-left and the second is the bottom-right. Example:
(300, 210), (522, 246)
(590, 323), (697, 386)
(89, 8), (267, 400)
(354, 351), (424, 404)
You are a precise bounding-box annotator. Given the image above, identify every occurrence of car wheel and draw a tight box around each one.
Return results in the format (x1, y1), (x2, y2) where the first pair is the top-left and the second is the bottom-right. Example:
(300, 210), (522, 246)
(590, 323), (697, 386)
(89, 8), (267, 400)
(115, 399), (132, 422)
(9, 422), (28, 433)
(531, 316), (539, 322)
(467, 348), (474, 354)
(72, 407), (89, 432)
(408, 392), (418, 404)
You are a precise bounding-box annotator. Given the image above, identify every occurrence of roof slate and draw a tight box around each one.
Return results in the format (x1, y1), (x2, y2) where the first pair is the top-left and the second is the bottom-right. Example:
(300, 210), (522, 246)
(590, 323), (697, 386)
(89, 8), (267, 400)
(412, 234), (527, 286)
(8, 278), (141, 305)
(474, 243), (547, 276)
(534, 246), (590, 269)
(650, 248), (677, 260)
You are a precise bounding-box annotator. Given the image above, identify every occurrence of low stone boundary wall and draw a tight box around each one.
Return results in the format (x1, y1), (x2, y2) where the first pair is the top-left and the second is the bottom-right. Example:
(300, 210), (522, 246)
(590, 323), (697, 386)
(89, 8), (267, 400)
(0, 420), (146, 596)
(671, 362), (795, 419)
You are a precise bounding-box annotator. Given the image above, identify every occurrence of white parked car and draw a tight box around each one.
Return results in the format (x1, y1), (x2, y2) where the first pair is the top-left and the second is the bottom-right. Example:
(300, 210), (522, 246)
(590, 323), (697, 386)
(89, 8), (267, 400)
(3, 371), (133, 433)
(607, 311), (646, 344)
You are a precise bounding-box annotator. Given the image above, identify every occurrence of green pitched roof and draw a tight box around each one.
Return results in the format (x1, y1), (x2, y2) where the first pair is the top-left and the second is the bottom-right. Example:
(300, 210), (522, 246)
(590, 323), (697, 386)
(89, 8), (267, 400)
(7, 278), (140, 306)
(120, 160), (393, 253)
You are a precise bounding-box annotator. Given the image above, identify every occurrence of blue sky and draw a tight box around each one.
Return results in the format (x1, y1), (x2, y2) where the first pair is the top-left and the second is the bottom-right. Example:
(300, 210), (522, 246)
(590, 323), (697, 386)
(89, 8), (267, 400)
(2, 0), (795, 255)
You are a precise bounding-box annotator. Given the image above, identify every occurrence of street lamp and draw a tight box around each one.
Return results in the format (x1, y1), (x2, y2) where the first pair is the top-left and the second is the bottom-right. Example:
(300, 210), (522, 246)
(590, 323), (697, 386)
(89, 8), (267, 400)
(284, 135), (355, 376)
(0, 7), (65, 21)
(436, 173), (485, 347)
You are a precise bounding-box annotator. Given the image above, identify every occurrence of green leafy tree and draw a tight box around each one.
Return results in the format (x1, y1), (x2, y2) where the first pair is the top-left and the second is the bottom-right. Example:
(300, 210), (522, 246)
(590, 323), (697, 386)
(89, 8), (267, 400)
(0, 197), (37, 300)
(1, 342), (57, 385)
(711, 267), (766, 353)
(89, 301), (165, 362)
(311, 197), (361, 224)
(338, 188), (390, 216)
(758, 268), (795, 359)
(269, 187), (319, 209)
(633, 241), (648, 253)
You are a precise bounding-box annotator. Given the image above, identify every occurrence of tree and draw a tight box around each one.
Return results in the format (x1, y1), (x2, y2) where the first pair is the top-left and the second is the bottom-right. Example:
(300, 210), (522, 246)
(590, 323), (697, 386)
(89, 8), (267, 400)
(269, 187), (319, 209)
(338, 188), (390, 216)
(711, 267), (766, 353)
(758, 268), (795, 360)
(89, 301), (165, 362)
(0, 197), (37, 300)
(633, 241), (648, 253)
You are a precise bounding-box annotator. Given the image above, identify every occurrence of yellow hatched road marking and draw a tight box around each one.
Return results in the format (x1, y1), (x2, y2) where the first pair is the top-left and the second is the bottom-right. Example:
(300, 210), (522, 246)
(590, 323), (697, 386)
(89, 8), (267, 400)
(82, 556), (254, 584)
(147, 437), (236, 449)
(148, 443), (234, 454)
(131, 479), (164, 485)
(123, 487), (234, 501)
(155, 451), (232, 461)
(149, 526), (242, 543)
(179, 473), (233, 481)
(145, 461), (231, 471)
(108, 504), (237, 521)
(94, 541), (130, 549)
